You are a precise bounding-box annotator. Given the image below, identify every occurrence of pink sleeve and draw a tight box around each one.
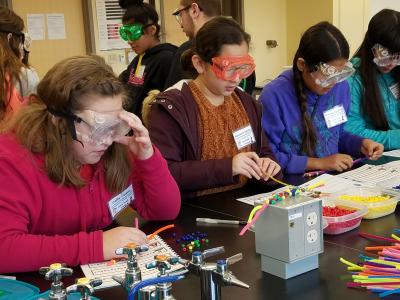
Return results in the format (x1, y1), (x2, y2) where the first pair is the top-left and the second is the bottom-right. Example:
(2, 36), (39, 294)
(0, 156), (104, 273)
(130, 146), (181, 220)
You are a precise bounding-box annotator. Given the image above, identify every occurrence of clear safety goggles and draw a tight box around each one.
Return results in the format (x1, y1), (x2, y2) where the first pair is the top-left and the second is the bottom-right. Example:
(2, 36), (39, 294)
(211, 54), (256, 81)
(74, 110), (131, 146)
(311, 61), (355, 88)
(372, 43), (400, 67)
(119, 23), (153, 42)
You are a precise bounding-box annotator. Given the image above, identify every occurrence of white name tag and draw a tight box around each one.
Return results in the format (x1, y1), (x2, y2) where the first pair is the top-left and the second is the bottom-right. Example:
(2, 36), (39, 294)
(323, 105), (347, 128)
(389, 82), (400, 99)
(108, 185), (134, 219)
(232, 124), (256, 150)
(137, 65), (146, 79)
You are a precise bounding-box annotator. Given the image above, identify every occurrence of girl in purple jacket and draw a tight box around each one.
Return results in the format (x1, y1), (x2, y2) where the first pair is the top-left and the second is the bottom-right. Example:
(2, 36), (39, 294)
(260, 22), (383, 174)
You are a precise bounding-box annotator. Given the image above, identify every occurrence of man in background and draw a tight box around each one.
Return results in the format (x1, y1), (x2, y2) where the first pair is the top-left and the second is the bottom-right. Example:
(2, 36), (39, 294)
(165, 0), (256, 95)
(164, 0), (221, 88)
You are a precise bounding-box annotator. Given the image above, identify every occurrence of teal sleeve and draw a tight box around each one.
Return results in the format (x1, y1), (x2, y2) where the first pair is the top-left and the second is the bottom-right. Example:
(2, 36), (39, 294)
(345, 75), (400, 150)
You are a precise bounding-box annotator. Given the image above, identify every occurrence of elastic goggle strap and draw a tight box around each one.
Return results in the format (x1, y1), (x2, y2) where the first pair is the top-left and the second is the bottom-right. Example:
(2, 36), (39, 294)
(47, 107), (81, 142)
(211, 54), (256, 81)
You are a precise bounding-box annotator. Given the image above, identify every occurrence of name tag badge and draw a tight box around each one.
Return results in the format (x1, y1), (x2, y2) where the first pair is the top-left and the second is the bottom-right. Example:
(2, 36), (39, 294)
(389, 82), (400, 99)
(323, 105), (348, 128)
(137, 65), (146, 79)
(108, 185), (134, 219)
(232, 124), (256, 150)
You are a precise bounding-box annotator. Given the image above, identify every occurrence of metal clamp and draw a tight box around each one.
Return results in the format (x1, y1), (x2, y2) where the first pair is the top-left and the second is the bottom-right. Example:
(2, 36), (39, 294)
(112, 242), (149, 291)
(66, 277), (102, 300)
(39, 263), (73, 300)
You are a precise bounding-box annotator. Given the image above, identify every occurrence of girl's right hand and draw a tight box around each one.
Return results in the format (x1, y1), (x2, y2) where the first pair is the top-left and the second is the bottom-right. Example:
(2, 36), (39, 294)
(308, 154), (353, 172)
(102, 226), (147, 260)
(232, 152), (263, 179)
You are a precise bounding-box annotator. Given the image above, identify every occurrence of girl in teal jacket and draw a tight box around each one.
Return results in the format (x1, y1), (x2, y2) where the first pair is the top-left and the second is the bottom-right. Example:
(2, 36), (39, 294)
(345, 9), (400, 150)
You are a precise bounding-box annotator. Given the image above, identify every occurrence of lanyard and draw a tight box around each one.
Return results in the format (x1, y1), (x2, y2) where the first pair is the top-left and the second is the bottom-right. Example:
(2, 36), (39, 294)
(134, 54), (143, 77)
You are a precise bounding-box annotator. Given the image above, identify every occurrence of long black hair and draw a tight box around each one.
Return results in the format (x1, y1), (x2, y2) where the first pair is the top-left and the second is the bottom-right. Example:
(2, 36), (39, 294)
(119, 0), (161, 38)
(353, 8), (400, 130)
(293, 21), (350, 156)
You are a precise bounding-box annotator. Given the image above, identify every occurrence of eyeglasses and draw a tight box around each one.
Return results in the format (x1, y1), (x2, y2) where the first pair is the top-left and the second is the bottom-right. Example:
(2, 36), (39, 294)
(172, 4), (192, 24)
(372, 44), (400, 67)
(211, 54), (256, 81)
(119, 23), (153, 42)
(73, 110), (131, 146)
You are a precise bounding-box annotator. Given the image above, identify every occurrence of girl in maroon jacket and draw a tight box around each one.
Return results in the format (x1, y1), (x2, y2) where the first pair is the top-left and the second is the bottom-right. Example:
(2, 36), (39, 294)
(0, 55), (180, 273)
(148, 17), (282, 198)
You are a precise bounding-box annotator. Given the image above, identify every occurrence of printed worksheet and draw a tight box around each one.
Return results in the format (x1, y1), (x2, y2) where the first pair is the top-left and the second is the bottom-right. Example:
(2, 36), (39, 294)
(337, 164), (400, 187)
(81, 235), (182, 289)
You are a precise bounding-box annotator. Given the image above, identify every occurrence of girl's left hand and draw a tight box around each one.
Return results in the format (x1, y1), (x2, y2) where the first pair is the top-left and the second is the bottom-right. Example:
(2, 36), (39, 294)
(258, 157), (281, 180)
(361, 139), (384, 160)
(114, 111), (154, 160)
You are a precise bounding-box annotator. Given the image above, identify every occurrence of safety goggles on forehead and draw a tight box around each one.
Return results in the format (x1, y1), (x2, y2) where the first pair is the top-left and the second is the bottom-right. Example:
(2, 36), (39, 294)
(211, 54), (256, 81)
(372, 43), (400, 67)
(74, 110), (131, 146)
(311, 61), (355, 88)
(119, 23), (153, 42)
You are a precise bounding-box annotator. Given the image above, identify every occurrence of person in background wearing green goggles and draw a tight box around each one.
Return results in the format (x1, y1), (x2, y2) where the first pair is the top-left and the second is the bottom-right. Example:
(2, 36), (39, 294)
(118, 0), (177, 119)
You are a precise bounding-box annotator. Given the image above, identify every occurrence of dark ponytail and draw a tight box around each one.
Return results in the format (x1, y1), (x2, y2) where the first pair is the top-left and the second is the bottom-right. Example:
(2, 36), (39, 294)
(293, 21), (350, 156)
(353, 9), (400, 130)
(119, 0), (161, 38)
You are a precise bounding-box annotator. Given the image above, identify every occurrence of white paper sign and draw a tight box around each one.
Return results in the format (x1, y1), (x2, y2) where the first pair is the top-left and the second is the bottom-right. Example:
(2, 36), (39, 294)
(27, 14), (45, 40)
(47, 14), (66, 40)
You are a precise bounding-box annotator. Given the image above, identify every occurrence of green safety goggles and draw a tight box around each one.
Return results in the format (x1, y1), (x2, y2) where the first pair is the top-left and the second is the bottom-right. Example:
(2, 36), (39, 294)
(119, 23), (153, 42)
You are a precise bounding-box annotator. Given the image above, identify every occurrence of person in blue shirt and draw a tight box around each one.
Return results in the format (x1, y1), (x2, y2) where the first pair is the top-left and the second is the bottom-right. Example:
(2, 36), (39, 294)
(345, 9), (400, 150)
(260, 21), (383, 174)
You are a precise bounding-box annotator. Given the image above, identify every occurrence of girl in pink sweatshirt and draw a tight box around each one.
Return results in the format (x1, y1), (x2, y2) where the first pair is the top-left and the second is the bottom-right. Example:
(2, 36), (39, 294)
(0, 55), (180, 273)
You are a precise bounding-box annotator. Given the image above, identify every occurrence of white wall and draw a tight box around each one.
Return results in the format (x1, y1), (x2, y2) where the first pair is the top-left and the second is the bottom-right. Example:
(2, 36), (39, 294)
(333, 0), (370, 56)
(371, 0), (400, 17)
(243, 0), (287, 87)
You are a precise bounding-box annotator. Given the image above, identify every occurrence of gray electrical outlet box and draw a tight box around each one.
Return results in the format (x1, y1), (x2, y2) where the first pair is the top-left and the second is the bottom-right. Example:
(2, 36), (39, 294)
(255, 195), (323, 279)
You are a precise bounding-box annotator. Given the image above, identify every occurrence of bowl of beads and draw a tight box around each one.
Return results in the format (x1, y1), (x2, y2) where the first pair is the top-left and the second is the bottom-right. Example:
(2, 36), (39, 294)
(322, 199), (368, 235)
(333, 187), (399, 219)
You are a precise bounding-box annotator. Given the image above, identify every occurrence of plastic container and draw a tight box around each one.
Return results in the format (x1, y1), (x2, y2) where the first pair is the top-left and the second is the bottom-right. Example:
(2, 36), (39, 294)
(322, 199), (368, 235)
(331, 186), (399, 219)
(0, 278), (39, 299)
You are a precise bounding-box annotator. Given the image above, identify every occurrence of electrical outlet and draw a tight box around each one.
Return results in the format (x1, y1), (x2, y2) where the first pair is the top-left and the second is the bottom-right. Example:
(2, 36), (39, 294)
(306, 212), (318, 226)
(306, 230), (318, 243)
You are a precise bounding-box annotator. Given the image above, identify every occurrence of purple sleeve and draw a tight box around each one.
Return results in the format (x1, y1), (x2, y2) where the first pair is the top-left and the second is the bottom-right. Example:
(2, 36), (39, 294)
(260, 87), (308, 174)
(339, 130), (363, 157)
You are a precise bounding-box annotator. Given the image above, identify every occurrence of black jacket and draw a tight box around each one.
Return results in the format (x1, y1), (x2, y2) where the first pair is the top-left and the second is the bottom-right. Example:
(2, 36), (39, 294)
(119, 43), (177, 117)
(164, 40), (194, 89)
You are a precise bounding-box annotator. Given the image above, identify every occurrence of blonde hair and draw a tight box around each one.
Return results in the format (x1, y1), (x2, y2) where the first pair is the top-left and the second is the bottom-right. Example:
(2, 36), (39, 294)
(5, 55), (131, 193)
(141, 89), (159, 127)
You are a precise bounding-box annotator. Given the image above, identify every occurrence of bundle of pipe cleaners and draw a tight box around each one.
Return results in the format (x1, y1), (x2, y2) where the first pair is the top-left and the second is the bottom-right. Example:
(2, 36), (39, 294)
(239, 176), (325, 236)
(340, 230), (400, 298)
